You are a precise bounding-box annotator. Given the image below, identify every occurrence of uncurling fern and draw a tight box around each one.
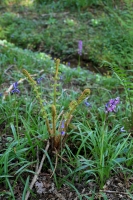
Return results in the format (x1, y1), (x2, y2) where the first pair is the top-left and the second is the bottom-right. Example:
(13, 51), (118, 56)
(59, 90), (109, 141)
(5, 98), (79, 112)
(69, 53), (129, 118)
(22, 59), (90, 150)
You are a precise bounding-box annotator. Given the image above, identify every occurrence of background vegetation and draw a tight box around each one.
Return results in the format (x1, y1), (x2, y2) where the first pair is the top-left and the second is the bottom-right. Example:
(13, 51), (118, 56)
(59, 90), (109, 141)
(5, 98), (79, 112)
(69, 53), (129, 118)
(0, 0), (133, 199)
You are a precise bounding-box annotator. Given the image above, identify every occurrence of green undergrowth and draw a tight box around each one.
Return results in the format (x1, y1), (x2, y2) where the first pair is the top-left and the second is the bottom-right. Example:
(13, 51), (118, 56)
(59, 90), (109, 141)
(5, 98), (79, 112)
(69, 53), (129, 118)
(0, 40), (120, 89)
(0, 39), (133, 199)
(0, 0), (133, 199)
(0, 0), (133, 69)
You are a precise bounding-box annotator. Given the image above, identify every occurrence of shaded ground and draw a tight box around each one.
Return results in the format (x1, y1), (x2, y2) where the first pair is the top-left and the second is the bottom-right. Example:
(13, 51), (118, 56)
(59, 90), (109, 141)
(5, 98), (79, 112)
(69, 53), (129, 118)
(0, 170), (133, 199)
(33, 173), (133, 200)
(0, 72), (132, 199)
(30, 172), (133, 200)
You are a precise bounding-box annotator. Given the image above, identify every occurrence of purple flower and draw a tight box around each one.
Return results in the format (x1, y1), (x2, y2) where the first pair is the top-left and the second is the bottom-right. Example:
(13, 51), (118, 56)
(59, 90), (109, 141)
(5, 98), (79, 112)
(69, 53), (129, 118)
(105, 97), (120, 113)
(61, 120), (65, 129)
(60, 73), (64, 80)
(67, 62), (70, 66)
(61, 120), (65, 135)
(120, 127), (126, 132)
(114, 97), (120, 104)
(36, 77), (43, 84)
(11, 82), (20, 94)
(0, 93), (3, 97)
(78, 40), (83, 56)
(61, 131), (65, 135)
(60, 75), (63, 80)
(13, 82), (18, 88)
(109, 97), (120, 106)
(84, 99), (91, 107)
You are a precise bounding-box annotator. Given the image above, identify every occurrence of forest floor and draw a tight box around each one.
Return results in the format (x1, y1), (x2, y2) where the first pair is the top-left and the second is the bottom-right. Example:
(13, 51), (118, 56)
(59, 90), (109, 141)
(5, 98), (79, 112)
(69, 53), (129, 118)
(0, 1), (133, 200)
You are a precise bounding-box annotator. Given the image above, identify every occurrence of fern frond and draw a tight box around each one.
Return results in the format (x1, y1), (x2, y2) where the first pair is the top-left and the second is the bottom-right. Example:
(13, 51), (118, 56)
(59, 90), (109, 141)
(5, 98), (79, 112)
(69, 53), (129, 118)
(51, 104), (56, 136)
(22, 69), (52, 136)
(65, 89), (90, 127)
(53, 59), (60, 105)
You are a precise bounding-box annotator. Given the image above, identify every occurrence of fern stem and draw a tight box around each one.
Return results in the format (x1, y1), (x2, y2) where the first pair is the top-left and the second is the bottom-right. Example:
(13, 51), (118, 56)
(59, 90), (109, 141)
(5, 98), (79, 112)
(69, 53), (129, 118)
(65, 89), (90, 128)
(53, 59), (60, 106)
(22, 69), (52, 136)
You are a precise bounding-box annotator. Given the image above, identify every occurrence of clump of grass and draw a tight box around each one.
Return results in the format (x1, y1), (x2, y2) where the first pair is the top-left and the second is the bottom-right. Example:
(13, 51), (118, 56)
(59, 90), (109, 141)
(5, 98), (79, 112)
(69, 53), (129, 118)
(0, 53), (133, 199)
